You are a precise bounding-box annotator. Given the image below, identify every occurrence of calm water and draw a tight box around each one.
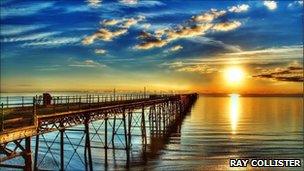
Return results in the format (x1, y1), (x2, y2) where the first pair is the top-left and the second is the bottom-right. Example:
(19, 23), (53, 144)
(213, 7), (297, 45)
(2, 94), (303, 170)
(135, 95), (303, 170)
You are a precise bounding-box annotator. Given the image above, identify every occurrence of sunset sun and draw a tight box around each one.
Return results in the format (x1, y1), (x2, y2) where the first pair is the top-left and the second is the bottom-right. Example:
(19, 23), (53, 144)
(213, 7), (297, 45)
(225, 67), (244, 84)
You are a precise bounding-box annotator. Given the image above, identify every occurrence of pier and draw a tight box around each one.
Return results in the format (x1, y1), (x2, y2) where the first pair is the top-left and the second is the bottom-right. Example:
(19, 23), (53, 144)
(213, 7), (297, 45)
(0, 93), (197, 170)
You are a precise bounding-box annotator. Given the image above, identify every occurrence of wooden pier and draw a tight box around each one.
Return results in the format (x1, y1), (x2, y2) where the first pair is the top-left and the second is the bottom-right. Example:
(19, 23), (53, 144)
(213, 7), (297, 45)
(0, 93), (197, 170)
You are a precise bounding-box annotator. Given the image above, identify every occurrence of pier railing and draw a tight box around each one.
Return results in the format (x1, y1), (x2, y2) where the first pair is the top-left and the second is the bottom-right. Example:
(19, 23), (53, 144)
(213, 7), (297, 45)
(1, 93), (175, 132)
(0, 94), (162, 108)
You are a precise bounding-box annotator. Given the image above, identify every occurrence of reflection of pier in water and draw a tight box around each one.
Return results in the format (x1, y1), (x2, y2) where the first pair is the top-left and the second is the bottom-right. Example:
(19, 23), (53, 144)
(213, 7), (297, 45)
(0, 93), (197, 170)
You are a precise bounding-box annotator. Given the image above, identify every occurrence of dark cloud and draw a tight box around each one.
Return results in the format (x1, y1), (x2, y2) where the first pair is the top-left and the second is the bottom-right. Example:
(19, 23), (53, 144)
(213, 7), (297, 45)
(134, 8), (244, 50)
(253, 65), (303, 82)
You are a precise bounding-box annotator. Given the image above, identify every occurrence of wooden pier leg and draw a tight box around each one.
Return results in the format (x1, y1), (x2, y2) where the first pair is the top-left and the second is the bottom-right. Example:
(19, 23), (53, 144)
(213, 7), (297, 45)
(84, 119), (93, 171)
(104, 113), (108, 167)
(34, 135), (39, 171)
(24, 137), (32, 171)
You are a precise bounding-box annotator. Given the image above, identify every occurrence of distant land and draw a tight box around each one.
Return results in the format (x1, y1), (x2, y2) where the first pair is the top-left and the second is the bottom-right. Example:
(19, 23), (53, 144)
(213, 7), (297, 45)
(200, 93), (304, 97)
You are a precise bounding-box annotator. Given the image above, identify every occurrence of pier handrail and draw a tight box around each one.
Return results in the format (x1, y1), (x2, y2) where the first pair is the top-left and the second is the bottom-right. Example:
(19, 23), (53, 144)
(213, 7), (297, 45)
(0, 93), (179, 133)
(0, 93), (175, 109)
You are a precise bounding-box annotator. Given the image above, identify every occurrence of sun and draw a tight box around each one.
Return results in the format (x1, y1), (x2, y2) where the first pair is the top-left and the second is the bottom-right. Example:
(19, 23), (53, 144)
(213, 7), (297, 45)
(225, 67), (244, 84)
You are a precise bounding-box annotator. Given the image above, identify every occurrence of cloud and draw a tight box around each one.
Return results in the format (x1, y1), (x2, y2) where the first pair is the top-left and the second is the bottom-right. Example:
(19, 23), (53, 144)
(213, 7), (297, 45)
(212, 45), (302, 66)
(22, 37), (81, 47)
(228, 4), (250, 13)
(135, 7), (243, 50)
(34, 65), (62, 71)
(83, 15), (145, 45)
(164, 45), (183, 53)
(191, 9), (226, 23)
(101, 15), (145, 28)
(263, 1), (277, 10)
(1, 2), (54, 18)
(177, 65), (218, 74)
(161, 45), (301, 69)
(0, 24), (49, 36)
(167, 24), (214, 41)
(82, 28), (128, 44)
(95, 48), (107, 54)
(120, 0), (164, 7)
(101, 19), (120, 26)
(225, 45), (302, 57)
(288, 1), (303, 8)
(121, 15), (145, 28)
(135, 31), (168, 50)
(169, 45), (183, 52)
(212, 21), (242, 32)
(87, 0), (102, 8)
(136, 24), (215, 49)
(135, 37), (168, 49)
(189, 37), (242, 52)
(162, 46), (303, 78)
(69, 59), (106, 68)
(1, 32), (59, 42)
(139, 23), (151, 30)
(252, 62), (303, 82)
(165, 61), (218, 74)
(120, 0), (138, 5)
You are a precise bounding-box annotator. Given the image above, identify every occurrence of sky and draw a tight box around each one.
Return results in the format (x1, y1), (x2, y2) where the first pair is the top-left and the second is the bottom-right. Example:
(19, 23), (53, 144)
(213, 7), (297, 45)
(0, 0), (303, 94)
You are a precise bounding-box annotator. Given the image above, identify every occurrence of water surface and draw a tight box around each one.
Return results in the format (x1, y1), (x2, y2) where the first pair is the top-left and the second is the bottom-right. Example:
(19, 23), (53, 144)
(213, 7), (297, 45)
(135, 95), (303, 170)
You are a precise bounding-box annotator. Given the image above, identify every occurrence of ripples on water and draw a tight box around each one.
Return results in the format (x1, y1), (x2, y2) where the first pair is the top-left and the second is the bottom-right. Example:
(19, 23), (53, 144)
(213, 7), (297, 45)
(138, 95), (303, 171)
(2, 94), (303, 170)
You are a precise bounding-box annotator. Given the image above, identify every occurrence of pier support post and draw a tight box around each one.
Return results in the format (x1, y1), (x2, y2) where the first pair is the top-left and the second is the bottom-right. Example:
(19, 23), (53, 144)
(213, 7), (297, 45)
(122, 109), (130, 166)
(104, 113), (108, 167)
(24, 137), (32, 171)
(157, 105), (161, 136)
(111, 115), (116, 148)
(162, 103), (166, 135)
(59, 124), (65, 171)
(84, 117), (93, 171)
(149, 105), (156, 137)
(141, 106), (147, 147)
(127, 111), (132, 149)
(34, 135), (39, 171)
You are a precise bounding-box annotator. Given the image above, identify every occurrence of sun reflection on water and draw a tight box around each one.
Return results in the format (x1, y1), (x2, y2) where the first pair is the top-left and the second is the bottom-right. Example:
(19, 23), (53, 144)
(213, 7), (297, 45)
(229, 94), (240, 134)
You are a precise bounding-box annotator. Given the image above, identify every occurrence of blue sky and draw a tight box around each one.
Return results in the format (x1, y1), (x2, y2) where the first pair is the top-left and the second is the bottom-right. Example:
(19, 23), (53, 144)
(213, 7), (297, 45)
(1, 0), (303, 93)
